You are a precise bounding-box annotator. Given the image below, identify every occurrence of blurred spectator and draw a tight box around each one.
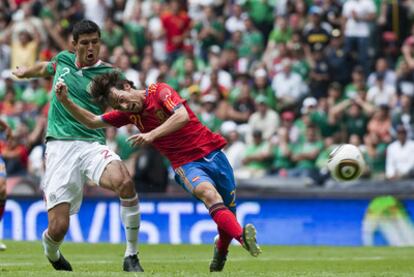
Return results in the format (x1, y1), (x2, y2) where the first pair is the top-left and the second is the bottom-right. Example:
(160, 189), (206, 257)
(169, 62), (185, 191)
(219, 45), (239, 77)
(246, 95), (279, 144)
(386, 124), (414, 180)
(332, 98), (371, 141)
(116, 54), (140, 87)
(302, 6), (332, 51)
(392, 94), (414, 139)
(201, 70), (229, 107)
(251, 68), (275, 109)
(363, 132), (387, 179)
(308, 44), (331, 99)
(225, 3), (246, 35)
(134, 145), (168, 193)
(269, 126), (294, 176)
(198, 94), (222, 133)
(0, 72), (23, 100)
(147, 1), (167, 62)
(316, 136), (337, 182)
(81, 0), (111, 28)
(321, 0), (342, 29)
(122, 1), (146, 56)
(10, 29), (40, 70)
(367, 104), (392, 143)
(342, 0), (376, 74)
(195, 4), (224, 61)
(264, 16), (292, 58)
(280, 110), (301, 144)
(235, 130), (272, 179)
(172, 47), (205, 84)
(21, 79), (49, 109)
(396, 60), (414, 97)
(199, 47), (233, 91)
(272, 58), (307, 110)
(377, 0), (412, 48)
(161, 0), (191, 63)
(101, 16), (124, 53)
(242, 0), (275, 40)
(402, 25), (414, 71)
(289, 124), (324, 183)
(226, 80), (255, 124)
(345, 66), (367, 98)
(367, 72), (397, 108)
(367, 57), (396, 88)
(288, 0), (308, 32)
(221, 121), (246, 171)
(1, 135), (28, 176)
(268, 16), (292, 45)
(239, 16), (264, 68)
(325, 29), (351, 86)
(309, 97), (340, 139)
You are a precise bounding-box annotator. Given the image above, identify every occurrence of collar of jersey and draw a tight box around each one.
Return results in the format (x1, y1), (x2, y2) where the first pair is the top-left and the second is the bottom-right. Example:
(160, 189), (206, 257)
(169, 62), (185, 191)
(75, 59), (102, 69)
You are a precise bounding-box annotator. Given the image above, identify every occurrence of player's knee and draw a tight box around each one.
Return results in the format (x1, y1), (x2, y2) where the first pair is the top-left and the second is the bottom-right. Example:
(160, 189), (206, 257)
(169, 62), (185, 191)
(48, 218), (69, 241)
(114, 176), (135, 198)
(193, 185), (221, 206)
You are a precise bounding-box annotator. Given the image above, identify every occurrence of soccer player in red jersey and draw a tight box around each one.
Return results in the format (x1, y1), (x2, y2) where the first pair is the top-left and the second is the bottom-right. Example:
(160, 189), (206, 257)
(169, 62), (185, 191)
(55, 71), (261, 272)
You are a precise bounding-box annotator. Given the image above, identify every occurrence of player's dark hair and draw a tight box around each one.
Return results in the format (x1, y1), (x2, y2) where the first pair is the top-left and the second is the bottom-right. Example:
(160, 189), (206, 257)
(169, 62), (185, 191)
(90, 71), (134, 106)
(72, 19), (101, 42)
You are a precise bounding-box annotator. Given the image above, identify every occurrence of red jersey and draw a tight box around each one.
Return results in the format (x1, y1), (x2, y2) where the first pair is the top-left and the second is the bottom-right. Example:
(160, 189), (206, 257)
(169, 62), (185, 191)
(161, 11), (191, 53)
(102, 83), (227, 169)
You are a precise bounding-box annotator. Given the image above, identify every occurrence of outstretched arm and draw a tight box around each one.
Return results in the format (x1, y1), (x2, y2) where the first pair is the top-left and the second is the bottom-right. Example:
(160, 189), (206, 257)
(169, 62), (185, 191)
(12, 62), (52, 79)
(127, 105), (189, 146)
(55, 81), (110, 129)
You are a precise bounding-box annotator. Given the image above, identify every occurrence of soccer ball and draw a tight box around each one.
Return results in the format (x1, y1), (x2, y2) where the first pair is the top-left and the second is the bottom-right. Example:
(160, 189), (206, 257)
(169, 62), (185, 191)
(327, 144), (365, 182)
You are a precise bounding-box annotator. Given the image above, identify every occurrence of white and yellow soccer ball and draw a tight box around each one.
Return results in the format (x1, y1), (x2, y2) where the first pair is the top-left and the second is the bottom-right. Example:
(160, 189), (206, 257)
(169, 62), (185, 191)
(327, 144), (365, 182)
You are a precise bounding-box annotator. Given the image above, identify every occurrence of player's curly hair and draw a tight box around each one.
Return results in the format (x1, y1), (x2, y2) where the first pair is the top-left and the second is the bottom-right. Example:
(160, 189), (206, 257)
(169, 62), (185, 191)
(90, 71), (134, 107)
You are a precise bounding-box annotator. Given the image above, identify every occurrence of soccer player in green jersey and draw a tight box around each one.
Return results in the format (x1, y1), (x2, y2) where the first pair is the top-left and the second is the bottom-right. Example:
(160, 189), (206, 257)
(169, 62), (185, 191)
(12, 20), (143, 272)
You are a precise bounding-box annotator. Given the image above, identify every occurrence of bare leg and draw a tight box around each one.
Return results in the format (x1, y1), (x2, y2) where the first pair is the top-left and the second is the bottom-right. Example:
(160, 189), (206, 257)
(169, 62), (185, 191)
(100, 160), (143, 272)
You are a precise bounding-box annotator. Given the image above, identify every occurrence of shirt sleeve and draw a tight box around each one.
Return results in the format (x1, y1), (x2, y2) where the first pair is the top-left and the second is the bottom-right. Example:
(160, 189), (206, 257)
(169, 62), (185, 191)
(46, 59), (57, 75)
(156, 83), (185, 113)
(101, 110), (132, 128)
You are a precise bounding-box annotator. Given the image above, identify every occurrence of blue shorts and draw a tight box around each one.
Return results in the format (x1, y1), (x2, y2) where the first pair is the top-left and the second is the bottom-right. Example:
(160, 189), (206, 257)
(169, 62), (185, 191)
(174, 150), (237, 213)
(0, 156), (6, 178)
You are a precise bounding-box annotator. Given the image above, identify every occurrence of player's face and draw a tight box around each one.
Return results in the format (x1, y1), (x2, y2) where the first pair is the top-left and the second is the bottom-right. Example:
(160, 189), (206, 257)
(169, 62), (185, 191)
(73, 32), (101, 67)
(108, 87), (144, 113)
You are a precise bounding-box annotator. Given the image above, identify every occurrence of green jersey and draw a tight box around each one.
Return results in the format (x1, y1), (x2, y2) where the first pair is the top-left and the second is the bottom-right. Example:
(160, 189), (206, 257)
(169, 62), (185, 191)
(45, 51), (115, 144)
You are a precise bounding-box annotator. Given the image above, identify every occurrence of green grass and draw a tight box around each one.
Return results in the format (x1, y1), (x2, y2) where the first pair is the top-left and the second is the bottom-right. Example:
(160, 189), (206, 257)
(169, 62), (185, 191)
(1, 241), (414, 276)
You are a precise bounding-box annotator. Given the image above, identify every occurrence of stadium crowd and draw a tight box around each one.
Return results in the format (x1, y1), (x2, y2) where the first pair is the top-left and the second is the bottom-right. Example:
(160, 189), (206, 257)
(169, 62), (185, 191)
(0, 0), (414, 192)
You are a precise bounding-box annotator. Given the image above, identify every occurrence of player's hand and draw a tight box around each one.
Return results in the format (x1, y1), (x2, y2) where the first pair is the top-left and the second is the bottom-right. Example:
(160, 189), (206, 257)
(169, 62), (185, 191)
(55, 80), (69, 103)
(127, 132), (155, 147)
(12, 66), (27, 79)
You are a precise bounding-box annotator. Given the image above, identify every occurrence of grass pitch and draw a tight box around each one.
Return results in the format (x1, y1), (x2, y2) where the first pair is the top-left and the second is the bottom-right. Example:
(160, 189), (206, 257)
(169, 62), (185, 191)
(1, 241), (414, 276)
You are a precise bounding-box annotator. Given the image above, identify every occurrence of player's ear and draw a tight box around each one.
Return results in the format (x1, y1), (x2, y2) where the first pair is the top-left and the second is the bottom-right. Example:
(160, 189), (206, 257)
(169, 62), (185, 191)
(123, 83), (131, 91)
(72, 39), (77, 50)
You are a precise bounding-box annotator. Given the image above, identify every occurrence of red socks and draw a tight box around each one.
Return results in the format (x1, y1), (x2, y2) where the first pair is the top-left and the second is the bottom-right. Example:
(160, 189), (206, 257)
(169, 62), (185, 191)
(0, 199), (5, 221)
(216, 228), (232, 255)
(209, 203), (243, 247)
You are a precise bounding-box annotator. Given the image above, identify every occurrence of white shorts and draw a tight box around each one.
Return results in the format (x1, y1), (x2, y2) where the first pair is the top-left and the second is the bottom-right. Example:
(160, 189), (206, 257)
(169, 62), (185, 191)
(42, 140), (121, 215)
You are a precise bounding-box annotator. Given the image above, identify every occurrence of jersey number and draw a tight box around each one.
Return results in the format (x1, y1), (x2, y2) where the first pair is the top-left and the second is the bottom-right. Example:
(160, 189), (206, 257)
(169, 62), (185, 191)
(229, 190), (236, 207)
(129, 115), (144, 131)
(101, 150), (112, 160)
